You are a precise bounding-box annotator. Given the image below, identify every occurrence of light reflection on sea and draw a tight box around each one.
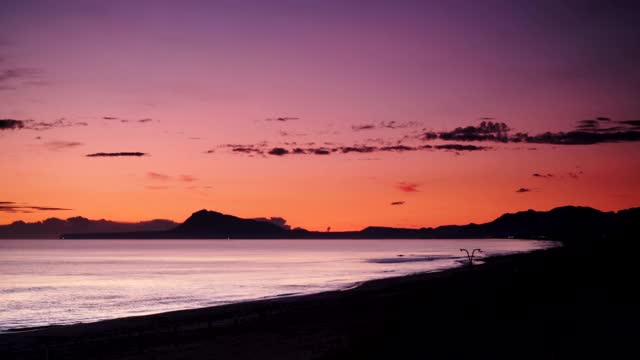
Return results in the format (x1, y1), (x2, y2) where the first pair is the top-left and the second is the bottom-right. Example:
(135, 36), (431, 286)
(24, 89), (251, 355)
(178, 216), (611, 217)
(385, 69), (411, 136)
(0, 239), (555, 331)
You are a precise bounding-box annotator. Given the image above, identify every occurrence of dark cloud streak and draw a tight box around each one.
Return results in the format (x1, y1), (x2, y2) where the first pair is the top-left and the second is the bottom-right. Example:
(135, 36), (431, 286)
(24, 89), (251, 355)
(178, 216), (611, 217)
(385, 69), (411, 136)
(426, 119), (640, 145)
(265, 117), (299, 122)
(433, 144), (489, 151)
(43, 141), (84, 151)
(268, 147), (289, 156)
(438, 121), (510, 142)
(213, 142), (489, 157)
(352, 124), (376, 131)
(0, 119), (24, 130)
(0, 202), (73, 213)
(86, 152), (148, 157)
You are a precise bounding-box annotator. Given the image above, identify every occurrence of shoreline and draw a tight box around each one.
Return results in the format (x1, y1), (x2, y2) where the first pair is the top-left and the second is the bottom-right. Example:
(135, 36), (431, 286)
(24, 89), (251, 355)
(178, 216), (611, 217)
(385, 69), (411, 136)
(0, 248), (535, 335)
(0, 248), (560, 356)
(3, 243), (636, 359)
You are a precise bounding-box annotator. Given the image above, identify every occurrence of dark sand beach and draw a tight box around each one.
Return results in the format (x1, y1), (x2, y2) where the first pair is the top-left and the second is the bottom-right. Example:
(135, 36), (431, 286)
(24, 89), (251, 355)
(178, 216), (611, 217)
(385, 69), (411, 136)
(1, 243), (638, 359)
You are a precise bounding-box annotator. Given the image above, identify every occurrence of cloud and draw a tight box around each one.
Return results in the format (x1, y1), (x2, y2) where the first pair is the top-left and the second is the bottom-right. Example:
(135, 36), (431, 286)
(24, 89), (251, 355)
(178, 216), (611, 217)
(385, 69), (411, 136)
(390, 201), (405, 205)
(340, 146), (377, 153)
(145, 186), (170, 190)
(379, 145), (419, 152)
(352, 121), (421, 132)
(514, 130), (640, 145)
(352, 124), (376, 131)
(278, 130), (309, 137)
(0, 119), (24, 130)
(145, 172), (197, 184)
(618, 120), (640, 128)
(216, 144), (267, 156)
(268, 147), (289, 156)
(216, 142), (489, 157)
(265, 117), (299, 122)
(0, 202), (73, 213)
(380, 121), (421, 129)
(0, 68), (40, 82)
(86, 152), (148, 157)
(433, 144), (489, 152)
(438, 121), (510, 142)
(0, 67), (43, 90)
(2, 118), (87, 135)
(515, 188), (531, 193)
(44, 141), (84, 151)
(252, 217), (291, 230)
(575, 119), (599, 130)
(29, 206), (73, 211)
(422, 132), (438, 140)
(147, 172), (170, 181)
(397, 182), (419, 192)
(532, 171), (583, 179)
(312, 148), (331, 155)
(103, 116), (154, 124)
(179, 175), (197, 182)
(11, 118), (88, 131)
(232, 147), (264, 155)
(425, 119), (640, 145)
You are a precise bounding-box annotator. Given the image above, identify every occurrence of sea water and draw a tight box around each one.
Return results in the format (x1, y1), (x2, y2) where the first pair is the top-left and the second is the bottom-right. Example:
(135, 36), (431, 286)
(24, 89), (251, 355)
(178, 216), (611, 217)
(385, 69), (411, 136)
(0, 239), (554, 331)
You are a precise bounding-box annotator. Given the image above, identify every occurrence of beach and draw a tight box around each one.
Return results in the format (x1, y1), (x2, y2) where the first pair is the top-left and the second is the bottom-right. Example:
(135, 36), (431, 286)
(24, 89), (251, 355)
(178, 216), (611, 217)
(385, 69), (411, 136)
(1, 243), (637, 359)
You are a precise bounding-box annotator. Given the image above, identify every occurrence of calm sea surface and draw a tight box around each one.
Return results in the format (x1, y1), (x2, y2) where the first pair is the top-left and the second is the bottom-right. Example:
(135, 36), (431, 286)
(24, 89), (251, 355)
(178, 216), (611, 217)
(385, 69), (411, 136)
(0, 239), (554, 331)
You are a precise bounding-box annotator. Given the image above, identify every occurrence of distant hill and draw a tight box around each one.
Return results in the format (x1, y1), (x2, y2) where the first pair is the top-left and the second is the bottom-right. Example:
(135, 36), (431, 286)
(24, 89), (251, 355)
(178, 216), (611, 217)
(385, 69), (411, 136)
(0, 217), (178, 239)
(419, 206), (631, 242)
(53, 205), (640, 242)
(170, 210), (289, 237)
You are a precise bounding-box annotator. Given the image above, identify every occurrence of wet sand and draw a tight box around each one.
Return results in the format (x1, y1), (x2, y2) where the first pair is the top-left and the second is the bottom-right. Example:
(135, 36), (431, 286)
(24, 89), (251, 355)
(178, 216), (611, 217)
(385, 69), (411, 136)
(1, 244), (637, 359)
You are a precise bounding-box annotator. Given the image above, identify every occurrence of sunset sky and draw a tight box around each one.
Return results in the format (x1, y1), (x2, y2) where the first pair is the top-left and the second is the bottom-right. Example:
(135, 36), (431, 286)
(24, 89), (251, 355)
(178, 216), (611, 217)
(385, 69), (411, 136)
(1, 0), (639, 231)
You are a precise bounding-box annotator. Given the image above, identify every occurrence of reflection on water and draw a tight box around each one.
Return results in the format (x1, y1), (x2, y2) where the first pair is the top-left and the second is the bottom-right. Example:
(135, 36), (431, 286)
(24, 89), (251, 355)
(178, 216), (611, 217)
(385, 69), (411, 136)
(0, 239), (554, 331)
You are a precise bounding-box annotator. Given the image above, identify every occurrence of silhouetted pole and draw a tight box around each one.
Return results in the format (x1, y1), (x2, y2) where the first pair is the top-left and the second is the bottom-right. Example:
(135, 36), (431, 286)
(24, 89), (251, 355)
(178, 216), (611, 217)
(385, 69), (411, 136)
(460, 248), (482, 266)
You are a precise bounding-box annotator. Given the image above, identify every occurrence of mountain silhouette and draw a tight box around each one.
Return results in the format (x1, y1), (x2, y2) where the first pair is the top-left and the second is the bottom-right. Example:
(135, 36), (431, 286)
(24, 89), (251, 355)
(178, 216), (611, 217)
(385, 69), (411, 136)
(4, 205), (638, 241)
(417, 206), (627, 243)
(0, 217), (177, 239)
(168, 210), (289, 237)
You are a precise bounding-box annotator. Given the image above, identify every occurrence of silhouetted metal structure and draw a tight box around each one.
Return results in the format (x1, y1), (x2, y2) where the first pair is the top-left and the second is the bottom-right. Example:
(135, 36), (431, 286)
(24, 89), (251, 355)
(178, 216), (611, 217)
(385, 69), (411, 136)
(460, 248), (482, 266)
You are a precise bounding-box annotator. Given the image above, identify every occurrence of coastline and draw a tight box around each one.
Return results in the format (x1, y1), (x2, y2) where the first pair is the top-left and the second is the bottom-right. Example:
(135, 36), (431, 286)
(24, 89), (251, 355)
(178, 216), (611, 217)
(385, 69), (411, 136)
(0, 247), (608, 359)
(0, 247), (540, 334)
(1, 244), (636, 359)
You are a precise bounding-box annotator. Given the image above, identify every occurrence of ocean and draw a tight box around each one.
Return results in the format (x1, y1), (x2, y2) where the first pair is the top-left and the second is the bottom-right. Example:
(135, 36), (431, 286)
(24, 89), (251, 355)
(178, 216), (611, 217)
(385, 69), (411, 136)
(0, 239), (554, 331)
